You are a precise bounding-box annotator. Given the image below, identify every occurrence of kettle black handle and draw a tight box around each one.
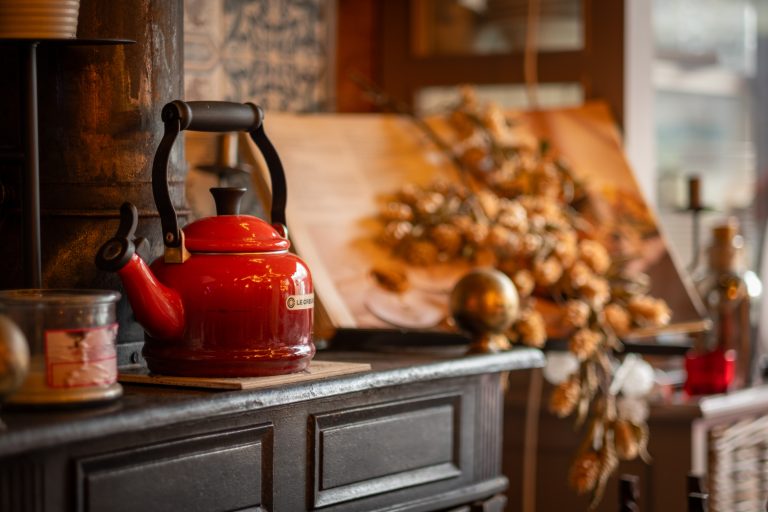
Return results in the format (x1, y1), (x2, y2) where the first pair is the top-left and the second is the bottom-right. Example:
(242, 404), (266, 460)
(164, 101), (263, 132)
(152, 100), (287, 262)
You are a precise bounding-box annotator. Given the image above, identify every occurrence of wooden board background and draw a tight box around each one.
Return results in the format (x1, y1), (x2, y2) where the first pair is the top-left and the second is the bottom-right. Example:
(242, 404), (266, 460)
(246, 104), (707, 340)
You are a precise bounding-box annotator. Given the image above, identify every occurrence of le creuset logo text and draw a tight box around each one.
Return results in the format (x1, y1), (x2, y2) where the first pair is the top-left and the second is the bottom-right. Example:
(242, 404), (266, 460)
(286, 293), (314, 310)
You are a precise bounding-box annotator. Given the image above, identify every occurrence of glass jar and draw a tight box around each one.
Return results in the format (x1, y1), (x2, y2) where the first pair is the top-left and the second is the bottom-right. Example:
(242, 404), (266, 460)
(0, 289), (122, 405)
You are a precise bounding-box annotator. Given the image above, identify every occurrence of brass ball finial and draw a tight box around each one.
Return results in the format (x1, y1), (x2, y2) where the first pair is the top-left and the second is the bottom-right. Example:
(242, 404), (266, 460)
(450, 268), (520, 354)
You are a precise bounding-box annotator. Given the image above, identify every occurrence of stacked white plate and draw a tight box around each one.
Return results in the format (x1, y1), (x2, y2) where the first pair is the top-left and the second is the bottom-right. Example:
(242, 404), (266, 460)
(0, 0), (81, 39)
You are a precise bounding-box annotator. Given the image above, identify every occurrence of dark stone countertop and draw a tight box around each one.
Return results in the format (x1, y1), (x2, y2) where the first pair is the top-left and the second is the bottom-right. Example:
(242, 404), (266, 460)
(0, 347), (544, 458)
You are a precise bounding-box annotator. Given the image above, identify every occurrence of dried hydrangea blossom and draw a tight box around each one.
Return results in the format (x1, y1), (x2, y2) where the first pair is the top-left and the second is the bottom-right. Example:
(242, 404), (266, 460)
(569, 328), (603, 361)
(613, 419), (640, 460)
(604, 303), (631, 336)
(550, 374), (581, 418)
(554, 230), (579, 267)
(533, 257), (564, 288)
(567, 260), (593, 289)
(381, 202), (413, 222)
(514, 307), (547, 348)
(373, 89), (671, 508)
(370, 264), (409, 294)
(628, 295), (672, 327)
(403, 239), (439, 265)
(511, 269), (535, 298)
(579, 275), (611, 309)
(617, 396), (649, 425)
(564, 300), (591, 329)
(380, 221), (413, 247)
(568, 449), (601, 494)
(579, 239), (612, 275)
(430, 224), (463, 256)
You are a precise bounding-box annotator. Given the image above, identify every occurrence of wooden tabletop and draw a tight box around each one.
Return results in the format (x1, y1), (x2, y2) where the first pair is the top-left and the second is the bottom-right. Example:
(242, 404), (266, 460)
(0, 347), (544, 459)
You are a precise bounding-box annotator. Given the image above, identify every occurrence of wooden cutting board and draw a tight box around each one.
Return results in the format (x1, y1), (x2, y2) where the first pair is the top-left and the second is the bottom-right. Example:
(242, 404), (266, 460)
(118, 360), (372, 390)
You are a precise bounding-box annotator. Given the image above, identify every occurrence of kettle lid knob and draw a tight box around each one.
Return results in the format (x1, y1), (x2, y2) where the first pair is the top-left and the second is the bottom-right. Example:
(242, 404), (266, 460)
(210, 187), (246, 216)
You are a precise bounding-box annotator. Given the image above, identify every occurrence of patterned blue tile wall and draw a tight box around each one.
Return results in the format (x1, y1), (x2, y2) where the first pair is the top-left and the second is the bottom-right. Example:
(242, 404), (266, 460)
(184, 0), (332, 112)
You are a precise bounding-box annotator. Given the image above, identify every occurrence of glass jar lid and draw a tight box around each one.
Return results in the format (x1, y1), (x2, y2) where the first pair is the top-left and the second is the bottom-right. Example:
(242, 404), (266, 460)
(0, 289), (121, 306)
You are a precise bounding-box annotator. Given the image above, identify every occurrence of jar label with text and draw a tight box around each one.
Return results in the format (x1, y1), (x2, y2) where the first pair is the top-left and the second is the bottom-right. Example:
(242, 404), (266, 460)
(44, 324), (118, 388)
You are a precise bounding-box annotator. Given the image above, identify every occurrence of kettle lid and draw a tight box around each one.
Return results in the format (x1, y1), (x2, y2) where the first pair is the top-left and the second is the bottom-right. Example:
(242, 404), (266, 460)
(183, 187), (290, 253)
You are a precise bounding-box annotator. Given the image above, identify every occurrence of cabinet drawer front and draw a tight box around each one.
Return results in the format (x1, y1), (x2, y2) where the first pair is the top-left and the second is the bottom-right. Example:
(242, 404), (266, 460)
(76, 424), (272, 512)
(311, 394), (462, 508)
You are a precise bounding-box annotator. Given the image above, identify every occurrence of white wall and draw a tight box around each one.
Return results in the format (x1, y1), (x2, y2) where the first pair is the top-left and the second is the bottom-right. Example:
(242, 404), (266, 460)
(624, 0), (657, 208)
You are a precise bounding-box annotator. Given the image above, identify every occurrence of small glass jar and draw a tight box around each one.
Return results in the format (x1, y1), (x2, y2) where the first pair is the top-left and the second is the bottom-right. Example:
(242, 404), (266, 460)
(0, 289), (122, 406)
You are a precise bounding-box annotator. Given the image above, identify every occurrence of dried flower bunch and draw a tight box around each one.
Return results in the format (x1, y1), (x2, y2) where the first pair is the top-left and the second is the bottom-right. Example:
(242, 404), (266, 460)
(375, 88), (671, 507)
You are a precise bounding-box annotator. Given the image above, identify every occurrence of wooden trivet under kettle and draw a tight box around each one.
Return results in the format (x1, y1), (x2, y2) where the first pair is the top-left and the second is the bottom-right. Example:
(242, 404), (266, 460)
(118, 360), (371, 391)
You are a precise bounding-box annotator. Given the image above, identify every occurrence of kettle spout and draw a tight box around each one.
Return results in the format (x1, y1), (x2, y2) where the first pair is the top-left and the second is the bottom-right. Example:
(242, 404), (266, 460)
(95, 203), (185, 341)
(117, 254), (185, 341)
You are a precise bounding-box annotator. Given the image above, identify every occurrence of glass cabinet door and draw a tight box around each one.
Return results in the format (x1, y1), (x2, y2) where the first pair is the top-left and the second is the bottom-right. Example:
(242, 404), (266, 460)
(412, 0), (582, 56)
(369, 0), (623, 124)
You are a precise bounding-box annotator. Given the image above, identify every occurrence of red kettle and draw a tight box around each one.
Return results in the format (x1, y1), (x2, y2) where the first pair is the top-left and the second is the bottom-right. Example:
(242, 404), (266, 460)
(96, 101), (314, 377)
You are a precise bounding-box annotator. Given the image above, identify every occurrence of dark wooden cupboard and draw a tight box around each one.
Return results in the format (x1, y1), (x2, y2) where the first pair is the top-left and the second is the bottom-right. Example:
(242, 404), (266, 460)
(0, 349), (542, 512)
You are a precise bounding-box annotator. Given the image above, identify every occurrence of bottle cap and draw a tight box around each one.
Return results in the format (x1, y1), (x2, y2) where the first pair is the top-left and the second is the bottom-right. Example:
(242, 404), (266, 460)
(708, 217), (744, 272)
(712, 217), (741, 247)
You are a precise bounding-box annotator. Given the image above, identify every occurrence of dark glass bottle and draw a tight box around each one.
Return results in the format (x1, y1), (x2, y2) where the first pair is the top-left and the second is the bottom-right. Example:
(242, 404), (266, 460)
(688, 492), (709, 512)
(687, 472), (705, 495)
(618, 474), (640, 512)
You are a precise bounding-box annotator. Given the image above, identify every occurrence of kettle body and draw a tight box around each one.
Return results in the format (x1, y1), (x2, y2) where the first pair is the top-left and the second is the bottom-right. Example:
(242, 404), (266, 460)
(143, 251), (314, 376)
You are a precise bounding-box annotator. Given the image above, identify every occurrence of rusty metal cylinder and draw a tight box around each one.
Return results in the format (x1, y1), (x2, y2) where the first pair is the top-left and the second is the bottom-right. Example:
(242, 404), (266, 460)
(0, 0), (186, 347)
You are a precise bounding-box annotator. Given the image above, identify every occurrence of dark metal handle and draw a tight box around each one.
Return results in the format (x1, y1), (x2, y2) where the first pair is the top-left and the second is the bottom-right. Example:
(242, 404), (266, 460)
(95, 202), (139, 272)
(152, 100), (288, 260)
(161, 100), (264, 133)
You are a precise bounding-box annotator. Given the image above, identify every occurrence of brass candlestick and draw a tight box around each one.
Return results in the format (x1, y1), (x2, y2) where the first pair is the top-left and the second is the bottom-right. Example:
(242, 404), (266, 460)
(450, 268), (520, 354)
(686, 175), (705, 272)
(196, 132), (253, 183)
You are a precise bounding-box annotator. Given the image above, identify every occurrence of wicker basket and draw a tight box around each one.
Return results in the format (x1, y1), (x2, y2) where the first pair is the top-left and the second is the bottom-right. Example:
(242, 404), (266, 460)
(707, 414), (768, 511)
